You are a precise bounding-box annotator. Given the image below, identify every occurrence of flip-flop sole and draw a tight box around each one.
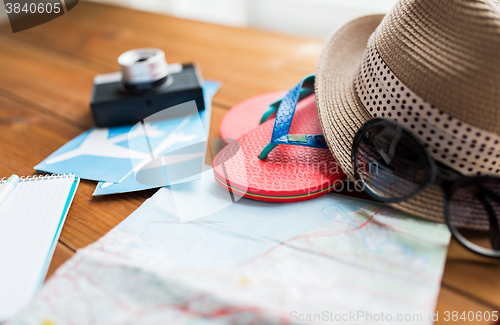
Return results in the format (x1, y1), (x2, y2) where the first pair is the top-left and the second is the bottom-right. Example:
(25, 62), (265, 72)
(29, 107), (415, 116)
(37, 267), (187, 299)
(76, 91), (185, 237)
(213, 95), (346, 202)
(219, 91), (286, 142)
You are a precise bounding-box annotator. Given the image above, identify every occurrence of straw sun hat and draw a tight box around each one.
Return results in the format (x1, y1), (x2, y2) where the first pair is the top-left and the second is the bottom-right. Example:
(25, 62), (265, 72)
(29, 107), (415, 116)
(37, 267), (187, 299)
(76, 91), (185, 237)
(315, 0), (500, 222)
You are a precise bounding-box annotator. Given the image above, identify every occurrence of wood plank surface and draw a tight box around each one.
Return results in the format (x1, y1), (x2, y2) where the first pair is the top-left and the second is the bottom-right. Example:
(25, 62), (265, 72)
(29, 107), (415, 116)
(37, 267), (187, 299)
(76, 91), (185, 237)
(0, 34), (100, 128)
(435, 287), (498, 325)
(0, 1), (498, 319)
(0, 2), (321, 109)
(442, 240), (500, 308)
(45, 243), (74, 280)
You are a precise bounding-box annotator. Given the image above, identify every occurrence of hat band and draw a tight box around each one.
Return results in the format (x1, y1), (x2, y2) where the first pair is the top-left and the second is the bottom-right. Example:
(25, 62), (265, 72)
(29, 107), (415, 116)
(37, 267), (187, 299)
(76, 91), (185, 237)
(354, 45), (500, 177)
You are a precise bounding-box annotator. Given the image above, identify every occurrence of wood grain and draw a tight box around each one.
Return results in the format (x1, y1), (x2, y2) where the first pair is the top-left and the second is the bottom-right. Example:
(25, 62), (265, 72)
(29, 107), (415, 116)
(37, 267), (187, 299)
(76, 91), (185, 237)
(0, 94), (82, 178)
(45, 243), (74, 280)
(442, 239), (500, 308)
(435, 287), (499, 325)
(0, 1), (498, 316)
(0, 2), (322, 109)
(0, 34), (105, 128)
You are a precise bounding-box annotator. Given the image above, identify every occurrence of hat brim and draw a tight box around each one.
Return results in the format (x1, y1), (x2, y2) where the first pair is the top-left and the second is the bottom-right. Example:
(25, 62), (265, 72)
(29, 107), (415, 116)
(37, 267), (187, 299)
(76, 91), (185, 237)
(315, 14), (445, 222)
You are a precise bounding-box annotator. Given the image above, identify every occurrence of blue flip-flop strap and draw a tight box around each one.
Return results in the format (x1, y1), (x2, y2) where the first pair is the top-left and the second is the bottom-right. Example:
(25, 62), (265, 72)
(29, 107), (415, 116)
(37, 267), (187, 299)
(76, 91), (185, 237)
(271, 75), (327, 148)
(258, 75), (328, 160)
(259, 88), (315, 124)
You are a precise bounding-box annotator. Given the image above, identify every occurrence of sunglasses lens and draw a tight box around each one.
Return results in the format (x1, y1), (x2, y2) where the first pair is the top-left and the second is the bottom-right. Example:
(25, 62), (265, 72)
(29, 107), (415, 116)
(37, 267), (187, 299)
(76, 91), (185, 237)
(447, 179), (500, 256)
(354, 122), (431, 200)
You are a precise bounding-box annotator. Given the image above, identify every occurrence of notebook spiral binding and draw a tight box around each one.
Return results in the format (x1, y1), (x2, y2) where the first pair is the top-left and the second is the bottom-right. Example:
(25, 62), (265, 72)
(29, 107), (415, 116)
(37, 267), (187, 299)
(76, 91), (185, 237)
(0, 174), (75, 183)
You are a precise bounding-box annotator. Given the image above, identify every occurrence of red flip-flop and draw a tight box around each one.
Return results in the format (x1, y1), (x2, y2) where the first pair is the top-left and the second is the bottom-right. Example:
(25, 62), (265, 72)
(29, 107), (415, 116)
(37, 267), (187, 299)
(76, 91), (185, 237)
(219, 91), (285, 141)
(213, 75), (346, 202)
(219, 87), (316, 142)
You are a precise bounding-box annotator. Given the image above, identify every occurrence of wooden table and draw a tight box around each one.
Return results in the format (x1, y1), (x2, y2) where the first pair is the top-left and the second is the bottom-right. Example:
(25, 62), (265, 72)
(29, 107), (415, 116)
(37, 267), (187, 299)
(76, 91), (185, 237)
(0, 2), (498, 323)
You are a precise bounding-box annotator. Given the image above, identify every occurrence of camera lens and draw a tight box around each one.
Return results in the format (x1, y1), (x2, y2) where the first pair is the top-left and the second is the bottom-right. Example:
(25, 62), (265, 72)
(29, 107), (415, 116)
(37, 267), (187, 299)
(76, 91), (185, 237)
(118, 48), (169, 90)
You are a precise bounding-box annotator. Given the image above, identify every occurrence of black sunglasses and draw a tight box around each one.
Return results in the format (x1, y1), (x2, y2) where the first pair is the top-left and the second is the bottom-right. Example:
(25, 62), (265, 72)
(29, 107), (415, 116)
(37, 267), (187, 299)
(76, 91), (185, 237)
(352, 117), (500, 258)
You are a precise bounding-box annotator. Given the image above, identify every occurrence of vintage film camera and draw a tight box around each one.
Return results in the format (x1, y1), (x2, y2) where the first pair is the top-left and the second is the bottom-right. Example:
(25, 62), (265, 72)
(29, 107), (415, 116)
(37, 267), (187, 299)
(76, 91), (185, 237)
(90, 48), (205, 127)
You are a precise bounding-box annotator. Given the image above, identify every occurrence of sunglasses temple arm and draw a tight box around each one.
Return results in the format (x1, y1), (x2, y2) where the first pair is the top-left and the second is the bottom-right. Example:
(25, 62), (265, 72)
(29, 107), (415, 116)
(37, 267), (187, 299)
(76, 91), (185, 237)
(476, 193), (500, 251)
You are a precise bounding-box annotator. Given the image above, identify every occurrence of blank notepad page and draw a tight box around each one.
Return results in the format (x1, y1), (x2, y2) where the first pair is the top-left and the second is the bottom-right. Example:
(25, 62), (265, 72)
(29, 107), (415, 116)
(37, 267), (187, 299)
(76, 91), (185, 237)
(0, 175), (79, 321)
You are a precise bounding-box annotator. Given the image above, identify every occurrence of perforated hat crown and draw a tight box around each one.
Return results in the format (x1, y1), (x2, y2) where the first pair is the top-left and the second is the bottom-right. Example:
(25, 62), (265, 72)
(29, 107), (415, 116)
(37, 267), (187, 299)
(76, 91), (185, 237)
(375, 0), (500, 135)
(315, 0), (500, 222)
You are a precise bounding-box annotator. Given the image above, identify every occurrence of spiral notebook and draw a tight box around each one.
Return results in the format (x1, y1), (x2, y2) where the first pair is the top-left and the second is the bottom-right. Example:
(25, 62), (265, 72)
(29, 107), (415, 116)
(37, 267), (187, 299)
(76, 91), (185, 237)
(0, 174), (79, 321)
